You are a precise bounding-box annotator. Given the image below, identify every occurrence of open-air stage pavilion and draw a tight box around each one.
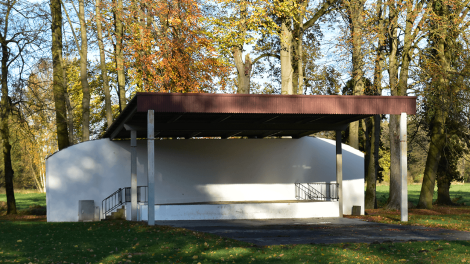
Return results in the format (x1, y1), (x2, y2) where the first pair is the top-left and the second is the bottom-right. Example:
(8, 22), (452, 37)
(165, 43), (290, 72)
(46, 93), (416, 224)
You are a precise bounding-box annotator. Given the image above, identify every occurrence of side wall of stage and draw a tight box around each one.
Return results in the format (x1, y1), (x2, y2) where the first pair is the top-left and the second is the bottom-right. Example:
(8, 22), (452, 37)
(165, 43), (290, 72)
(46, 137), (364, 222)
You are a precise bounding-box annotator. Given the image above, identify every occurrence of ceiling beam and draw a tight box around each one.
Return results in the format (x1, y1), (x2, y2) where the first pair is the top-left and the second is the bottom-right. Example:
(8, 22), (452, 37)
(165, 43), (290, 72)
(167, 114), (184, 123)
(261, 131), (282, 138)
(221, 131), (242, 139)
(259, 115), (280, 123)
(211, 114), (232, 123)
(185, 131), (202, 139)
(294, 115), (325, 124)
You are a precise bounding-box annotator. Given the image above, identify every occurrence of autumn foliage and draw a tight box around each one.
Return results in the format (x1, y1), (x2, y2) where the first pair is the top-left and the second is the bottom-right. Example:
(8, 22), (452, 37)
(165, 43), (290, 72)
(115, 0), (230, 93)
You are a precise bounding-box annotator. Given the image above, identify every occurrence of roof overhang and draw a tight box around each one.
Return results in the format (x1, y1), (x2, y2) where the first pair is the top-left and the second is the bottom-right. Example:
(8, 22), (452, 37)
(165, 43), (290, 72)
(103, 93), (417, 140)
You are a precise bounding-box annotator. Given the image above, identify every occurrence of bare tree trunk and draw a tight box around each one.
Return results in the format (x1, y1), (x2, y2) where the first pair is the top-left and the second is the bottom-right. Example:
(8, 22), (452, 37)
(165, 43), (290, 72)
(418, 108), (446, 208)
(348, 0), (365, 149)
(387, 114), (401, 210)
(64, 92), (74, 143)
(1, 42), (17, 215)
(365, 117), (376, 209)
(78, 0), (90, 141)
(59, 55), (74, 144)
(436, 169), (454, 205)
(233, 49), (252, 94)
(96, 0), (113, 127)
(115, 0), (126, 112)
(51, 0), (70, 150)
(281, 20), (293, 95)
(418, 0), (458, 209)
(292, 1), (307, 95)
(232, 2), (251, 94)
(385, 3), (400, 210)
(365, 0), (385, 209)
(297, 19), (304, 95)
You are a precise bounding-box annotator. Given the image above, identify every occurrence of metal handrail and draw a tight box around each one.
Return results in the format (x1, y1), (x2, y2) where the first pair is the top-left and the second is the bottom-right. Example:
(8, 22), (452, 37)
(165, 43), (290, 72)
(102, 188), (124, 218)
(101, 186), (148, 219)
(295, 182), (339, 201)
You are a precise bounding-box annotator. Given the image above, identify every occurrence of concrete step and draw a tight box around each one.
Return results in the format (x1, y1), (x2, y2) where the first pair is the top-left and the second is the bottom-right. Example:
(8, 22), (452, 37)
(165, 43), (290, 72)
(104, 206), (126, 220)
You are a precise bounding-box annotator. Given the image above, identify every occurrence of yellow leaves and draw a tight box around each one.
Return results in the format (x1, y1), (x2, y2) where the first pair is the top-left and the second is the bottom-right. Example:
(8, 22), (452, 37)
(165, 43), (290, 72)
(192, 255), (198, 259)
(16, 240), (22, 243)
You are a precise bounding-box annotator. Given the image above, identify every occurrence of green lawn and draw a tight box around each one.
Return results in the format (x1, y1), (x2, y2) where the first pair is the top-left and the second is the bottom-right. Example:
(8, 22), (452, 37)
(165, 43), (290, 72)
(0, 220), (469, 264)
(1, 189), (470, 263)
(375, 183), (470, 206)
(0, 193), (46, 210)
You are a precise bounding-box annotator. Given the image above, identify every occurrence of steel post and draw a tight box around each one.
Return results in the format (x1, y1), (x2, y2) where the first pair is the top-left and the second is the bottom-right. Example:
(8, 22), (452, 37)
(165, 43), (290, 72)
(336, 130), (343, 217)
(131, 130), (137, 221)
(147, 110), (155, 225)
(400, 112), (408, 222)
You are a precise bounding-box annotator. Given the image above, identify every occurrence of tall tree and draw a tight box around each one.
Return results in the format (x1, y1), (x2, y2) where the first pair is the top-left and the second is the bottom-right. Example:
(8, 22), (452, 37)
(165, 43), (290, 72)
(115, 0), (126, 111)
(418, 0), (470, 208)
(385, 0), (426, 210)
(280, 0), (338, 94)
(345, 0), (366, 149)
(365, 0), (386, 209)
(61, 0), (90, 141)
(123, 0), (229, 92)
(78, 0), (90, 141)
(51, 0), (70, 150)
(95, 0), (113, 127)
(1, 0), (46, 214)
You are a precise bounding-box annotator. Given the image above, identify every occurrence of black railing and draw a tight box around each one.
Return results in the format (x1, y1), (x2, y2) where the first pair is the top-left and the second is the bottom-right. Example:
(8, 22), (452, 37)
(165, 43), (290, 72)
(295, 182), (339, 201)
(124, 186), (148, 203)
(102, 186), (148, 218)
(102, 188), (124, 218)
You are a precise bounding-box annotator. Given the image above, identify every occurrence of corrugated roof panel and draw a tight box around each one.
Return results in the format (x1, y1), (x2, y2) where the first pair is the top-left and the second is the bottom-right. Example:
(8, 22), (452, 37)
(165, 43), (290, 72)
(135, 93), (416, 115)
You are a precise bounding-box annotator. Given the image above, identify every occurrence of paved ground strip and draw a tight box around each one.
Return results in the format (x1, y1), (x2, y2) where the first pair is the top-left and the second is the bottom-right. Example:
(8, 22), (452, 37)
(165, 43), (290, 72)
(155, 218), (470, 246)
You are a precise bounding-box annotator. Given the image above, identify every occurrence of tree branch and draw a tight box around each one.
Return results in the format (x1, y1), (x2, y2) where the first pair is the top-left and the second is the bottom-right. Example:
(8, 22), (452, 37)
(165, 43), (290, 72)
(252, 53), (280, 64)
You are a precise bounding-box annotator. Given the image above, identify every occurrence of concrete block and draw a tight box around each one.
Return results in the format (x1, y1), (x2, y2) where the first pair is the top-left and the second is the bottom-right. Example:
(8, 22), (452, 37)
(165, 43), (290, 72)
(352, 205), (361, 216)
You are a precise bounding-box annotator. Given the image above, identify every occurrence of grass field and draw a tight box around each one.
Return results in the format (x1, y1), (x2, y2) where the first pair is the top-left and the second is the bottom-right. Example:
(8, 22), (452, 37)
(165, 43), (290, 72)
(0, 193), (46, 210)
(0, 220), (469, 263)
(1, 187), (470, 263)
(376, 183), (470, 207)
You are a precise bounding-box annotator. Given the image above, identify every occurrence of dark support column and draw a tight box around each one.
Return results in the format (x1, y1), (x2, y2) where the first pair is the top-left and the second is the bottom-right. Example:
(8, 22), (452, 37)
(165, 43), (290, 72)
(131, 130), (137, 221)
(336, 130), (343, 217)
(147, 110), (155, 225)
(400, 112), (408, 222)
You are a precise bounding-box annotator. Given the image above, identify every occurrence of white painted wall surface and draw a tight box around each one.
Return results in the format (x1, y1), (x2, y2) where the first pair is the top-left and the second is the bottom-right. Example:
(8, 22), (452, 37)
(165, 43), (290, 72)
(46, 137), (364, 222)
(140, 202), (339, 220)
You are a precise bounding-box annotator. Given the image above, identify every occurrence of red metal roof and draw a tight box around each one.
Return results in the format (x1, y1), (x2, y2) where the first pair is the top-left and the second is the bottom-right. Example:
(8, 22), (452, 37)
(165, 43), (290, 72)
(135, 93), (416, 115)
(103, 93), (417, 139)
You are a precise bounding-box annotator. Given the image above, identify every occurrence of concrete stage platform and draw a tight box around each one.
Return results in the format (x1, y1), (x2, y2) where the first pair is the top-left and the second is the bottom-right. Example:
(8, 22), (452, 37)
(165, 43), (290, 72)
(139, 200), (340, 221)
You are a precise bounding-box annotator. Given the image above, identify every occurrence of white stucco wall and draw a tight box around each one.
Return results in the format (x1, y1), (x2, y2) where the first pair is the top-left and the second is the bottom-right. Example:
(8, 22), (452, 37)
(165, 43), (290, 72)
(140, 201), (340, 221)
(46, 137), (364, 222)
